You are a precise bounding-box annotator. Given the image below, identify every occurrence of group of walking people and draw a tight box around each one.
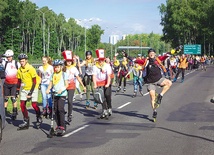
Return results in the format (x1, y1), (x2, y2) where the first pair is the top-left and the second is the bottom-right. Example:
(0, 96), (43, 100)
(1, 47), (211, 135)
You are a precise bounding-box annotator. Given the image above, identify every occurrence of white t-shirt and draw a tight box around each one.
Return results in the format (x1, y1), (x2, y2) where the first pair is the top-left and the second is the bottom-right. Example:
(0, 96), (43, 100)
(93, 63), (112, 87)
(66, 66), (79, 89)
(38, 65), (54, 84)
(170, 58), (177, 67)
(3, 60), (21, 84)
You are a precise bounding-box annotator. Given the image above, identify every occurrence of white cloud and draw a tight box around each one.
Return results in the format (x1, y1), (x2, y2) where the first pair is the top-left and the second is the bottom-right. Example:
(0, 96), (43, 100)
(131, 23), (146, 33)
(75, 17), (103, 27)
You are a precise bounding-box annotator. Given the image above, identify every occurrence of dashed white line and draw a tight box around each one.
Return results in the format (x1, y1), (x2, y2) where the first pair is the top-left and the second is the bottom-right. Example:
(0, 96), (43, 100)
(63, 70), (196, 137)
(63, 125), (89, 138)
(117, 102), (131, 109)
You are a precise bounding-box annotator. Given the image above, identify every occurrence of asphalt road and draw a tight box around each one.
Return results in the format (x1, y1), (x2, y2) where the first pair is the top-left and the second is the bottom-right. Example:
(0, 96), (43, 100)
(1, 66), (214, 155)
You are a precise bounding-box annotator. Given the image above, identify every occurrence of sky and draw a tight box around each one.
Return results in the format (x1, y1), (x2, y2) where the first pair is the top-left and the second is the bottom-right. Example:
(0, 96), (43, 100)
(31, 0), (166, 43)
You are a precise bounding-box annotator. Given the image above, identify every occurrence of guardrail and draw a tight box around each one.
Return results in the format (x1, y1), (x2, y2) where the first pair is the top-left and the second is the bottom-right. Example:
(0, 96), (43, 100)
(32, 64), (41, 69)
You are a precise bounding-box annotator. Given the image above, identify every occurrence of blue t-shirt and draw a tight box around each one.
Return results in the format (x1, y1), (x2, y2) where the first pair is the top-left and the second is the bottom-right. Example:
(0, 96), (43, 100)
(50, 72), (68, 96)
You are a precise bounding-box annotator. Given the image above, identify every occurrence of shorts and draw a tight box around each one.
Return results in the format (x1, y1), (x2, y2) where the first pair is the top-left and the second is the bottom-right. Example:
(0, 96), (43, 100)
(3, 83), (17, 96)
(20, 89), (39, 102)
(147, 77), (165, 91)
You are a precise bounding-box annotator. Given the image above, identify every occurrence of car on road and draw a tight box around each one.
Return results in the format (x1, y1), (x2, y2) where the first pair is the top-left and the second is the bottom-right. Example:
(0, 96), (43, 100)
(0, 79), (5, 143)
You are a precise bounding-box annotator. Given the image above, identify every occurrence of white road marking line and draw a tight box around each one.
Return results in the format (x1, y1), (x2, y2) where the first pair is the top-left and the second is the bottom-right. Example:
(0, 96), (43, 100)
(175, 70), (195, 79)
(144, 92), (149, 96)
(117, 102), (131, 109)
(63, 125), (89, 138)
(63, 70), (197, 137)
(116, 70), (196, 110)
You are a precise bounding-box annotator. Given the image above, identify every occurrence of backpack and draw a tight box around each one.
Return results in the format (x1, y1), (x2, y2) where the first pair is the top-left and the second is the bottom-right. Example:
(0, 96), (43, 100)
(0, 63), (5, 79)
(94, 88), (105, 104)
(5, 60), (19, 70)
(142, 57), (166, 72)
(0, 60), (19, 79)
(142, 57), (166, 83)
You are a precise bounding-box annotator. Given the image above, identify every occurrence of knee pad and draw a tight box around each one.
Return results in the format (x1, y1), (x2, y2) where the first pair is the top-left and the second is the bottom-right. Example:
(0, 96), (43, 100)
(11, 97), (17, 104)
(4, 97), (9, 102)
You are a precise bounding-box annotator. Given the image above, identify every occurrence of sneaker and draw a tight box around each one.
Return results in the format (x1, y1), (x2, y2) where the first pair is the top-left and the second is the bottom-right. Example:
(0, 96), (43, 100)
(132, 92), (137, 98)
(67, 115), (72, 122)
(181, 79), (184, 83)
(139, 91), (144, 96)
(55, 126), (59, 130)
(172, 78), (177, 83)
(85, 101), (90, 109)
(85, 105), (90, 109)
(36, 115), (43, 128)
(123, 87), (126, 92)
(156, 94), (163, 105)
(47, 107), (52, 118)
(99, 110), (108, 119)
(210, 99), (214, 103)
(152, 111), (157, 118)
(11, 108), (18, 120)
(56, 126), (65, 135)
(99, 113), (108, 119)
(93, 102), (98, 109)
(58, 126), (65, 135)
(117, 87), (121, 92)
(18, 117), (30, 130)
(108, 108), (112, 116)
(42, 108), (47, 118)
(80, 93), (83, 100)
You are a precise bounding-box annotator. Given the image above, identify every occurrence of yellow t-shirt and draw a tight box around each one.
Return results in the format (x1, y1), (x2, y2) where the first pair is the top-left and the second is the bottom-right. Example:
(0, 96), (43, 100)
(113, 60), (120, 67)
(17, 63), (40, 90)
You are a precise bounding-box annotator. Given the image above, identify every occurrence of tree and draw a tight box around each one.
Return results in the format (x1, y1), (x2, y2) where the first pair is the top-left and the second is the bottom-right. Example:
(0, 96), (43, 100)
(159, 0), (214, 55)
(87, 25), (104, 51)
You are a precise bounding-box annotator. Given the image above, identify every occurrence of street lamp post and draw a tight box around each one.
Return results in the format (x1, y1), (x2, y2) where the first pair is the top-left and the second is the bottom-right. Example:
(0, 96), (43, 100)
(12, 26), (19, 51)
(85, 19), (92, 52)
(84, 27), (86, 52)
(36, 9), (51, 56)
(78, 19), (92, 52)
(128, 34), (130, 56)
(139, 34), (142, 56)
(42, 12), (45, 56)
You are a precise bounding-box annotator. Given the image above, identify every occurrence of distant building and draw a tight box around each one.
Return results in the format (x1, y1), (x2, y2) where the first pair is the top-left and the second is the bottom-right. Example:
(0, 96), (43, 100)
(109, 35), (119, 45)
(122, 34), (127, 40)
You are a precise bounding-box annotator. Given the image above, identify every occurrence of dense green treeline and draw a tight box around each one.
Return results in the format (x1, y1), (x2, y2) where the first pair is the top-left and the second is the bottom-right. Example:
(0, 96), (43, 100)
(0, 0), (213, 62)
(0, 0), (170, 61)
(159, 0), (214, 55)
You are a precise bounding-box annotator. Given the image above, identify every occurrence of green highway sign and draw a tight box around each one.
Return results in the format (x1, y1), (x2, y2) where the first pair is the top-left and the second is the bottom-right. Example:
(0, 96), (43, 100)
(184, 44), (201, 54)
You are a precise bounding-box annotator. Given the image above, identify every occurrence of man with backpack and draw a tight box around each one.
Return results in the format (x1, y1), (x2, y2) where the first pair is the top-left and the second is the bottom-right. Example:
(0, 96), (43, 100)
(135, 48), (172, 121)
(3, 50), (20, 120)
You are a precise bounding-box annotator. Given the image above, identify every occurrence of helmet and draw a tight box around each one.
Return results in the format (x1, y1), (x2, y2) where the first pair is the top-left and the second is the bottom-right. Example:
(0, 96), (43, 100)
(52, 59), (64, 66)
(85, 51), (92, 56)
(5, 49), (14, 57)
(148, 48), (156, 54)
(18, 53), (28, 60)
